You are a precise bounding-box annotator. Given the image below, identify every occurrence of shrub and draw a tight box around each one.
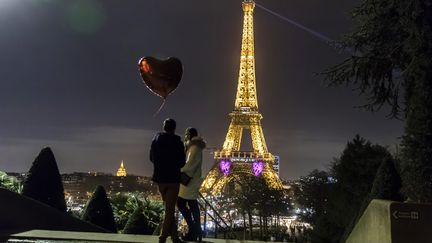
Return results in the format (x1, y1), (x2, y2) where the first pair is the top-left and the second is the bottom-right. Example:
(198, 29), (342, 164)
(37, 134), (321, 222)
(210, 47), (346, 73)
(123, 207), (153, 234)
(21, 147), (66, 212)
(82, 185), (117, 232)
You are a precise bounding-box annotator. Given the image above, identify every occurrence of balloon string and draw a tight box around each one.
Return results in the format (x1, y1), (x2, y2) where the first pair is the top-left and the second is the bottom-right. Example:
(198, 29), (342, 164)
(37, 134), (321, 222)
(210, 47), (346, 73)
(153, 99), (166, 117)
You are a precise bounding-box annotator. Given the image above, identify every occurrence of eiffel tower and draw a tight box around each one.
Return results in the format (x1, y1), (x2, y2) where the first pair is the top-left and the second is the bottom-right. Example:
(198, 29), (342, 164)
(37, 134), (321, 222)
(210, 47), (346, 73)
(201, 0), (283, 196)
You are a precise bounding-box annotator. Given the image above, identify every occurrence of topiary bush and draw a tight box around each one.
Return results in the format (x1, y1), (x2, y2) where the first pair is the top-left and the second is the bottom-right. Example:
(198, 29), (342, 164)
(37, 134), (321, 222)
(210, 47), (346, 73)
(21, 147), (66, 212)
(82, 185), (117, 232)
(370, 158), (403, 201)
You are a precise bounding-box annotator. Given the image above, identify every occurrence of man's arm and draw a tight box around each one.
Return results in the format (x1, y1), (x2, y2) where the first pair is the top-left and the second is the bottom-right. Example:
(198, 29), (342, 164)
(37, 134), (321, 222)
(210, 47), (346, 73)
(150, 138), (156, 163)
(179, 141), (186, 168)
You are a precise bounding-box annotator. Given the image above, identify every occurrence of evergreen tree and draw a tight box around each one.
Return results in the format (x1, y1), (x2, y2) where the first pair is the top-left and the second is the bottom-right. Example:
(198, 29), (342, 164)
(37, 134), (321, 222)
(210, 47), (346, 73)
(400, 74), (432, 202)
(332, 135), (392, 208)
(21, 147), (66, 212)
(82, 185), (117, 232)
(341, 158), (403, 242)
(311, 135), (392, 242)
(370, 158), (402, 201)
(123, 207), (153, 235)
(323, 0), (432, 203)
(397, 0), (432, 203)
(311, 212), (343, 243)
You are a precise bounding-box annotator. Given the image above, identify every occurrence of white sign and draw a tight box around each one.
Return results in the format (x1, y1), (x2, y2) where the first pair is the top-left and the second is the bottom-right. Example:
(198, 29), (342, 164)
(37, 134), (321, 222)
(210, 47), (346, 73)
(392, 210), (419, 220)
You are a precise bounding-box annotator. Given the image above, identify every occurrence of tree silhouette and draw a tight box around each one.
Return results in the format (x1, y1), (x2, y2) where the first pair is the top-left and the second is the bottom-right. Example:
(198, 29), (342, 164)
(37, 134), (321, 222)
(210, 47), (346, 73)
(296, 170), (333, 226)
(324, 0), (432, 203)
(309, 135), (393, 243)
(82, 185), (117, 232)
(229, 175), (289, 240)
(21, 147), (66, 212)
(370, 158), (402, 201)
(341, 158), (403, 242)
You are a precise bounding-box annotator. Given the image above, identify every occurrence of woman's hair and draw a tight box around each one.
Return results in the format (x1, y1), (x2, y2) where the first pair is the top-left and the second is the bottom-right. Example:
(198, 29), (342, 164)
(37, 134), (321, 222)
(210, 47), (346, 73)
(186, 127), (198, 139)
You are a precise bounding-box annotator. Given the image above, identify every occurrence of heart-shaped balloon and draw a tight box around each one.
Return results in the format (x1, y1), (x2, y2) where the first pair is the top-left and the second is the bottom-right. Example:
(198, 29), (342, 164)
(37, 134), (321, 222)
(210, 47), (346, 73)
(138, 56), (183, 99)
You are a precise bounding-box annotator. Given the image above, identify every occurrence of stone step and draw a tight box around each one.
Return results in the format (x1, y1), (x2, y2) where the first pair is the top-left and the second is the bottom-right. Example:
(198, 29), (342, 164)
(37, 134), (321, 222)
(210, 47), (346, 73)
(5, 229), (287, 243)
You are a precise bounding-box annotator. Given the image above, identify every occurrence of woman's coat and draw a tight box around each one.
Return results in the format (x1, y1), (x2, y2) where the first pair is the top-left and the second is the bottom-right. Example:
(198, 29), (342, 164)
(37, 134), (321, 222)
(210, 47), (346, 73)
(178, 136), (206, 200)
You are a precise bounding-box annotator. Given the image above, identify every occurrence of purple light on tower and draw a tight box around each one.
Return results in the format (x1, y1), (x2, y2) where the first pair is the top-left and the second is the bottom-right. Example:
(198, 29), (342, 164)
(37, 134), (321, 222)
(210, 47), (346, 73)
(219, 160), (231, 176)
(252, 160), (264, 176)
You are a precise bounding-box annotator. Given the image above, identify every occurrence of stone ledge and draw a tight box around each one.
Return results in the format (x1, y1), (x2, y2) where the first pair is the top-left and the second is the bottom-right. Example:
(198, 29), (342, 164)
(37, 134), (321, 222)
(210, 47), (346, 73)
(0, 188), (106, 233)
(346, 199), (432, 243)
(6, 229), (286, 243)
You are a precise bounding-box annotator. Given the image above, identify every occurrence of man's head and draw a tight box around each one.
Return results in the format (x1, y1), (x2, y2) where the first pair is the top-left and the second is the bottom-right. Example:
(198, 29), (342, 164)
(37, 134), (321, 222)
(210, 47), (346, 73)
(163, 118), (176, 133)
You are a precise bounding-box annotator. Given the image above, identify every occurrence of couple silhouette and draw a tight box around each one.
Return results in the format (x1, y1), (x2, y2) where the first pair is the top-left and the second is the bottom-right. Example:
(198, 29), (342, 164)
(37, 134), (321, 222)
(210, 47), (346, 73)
(150, 118), (206, 243)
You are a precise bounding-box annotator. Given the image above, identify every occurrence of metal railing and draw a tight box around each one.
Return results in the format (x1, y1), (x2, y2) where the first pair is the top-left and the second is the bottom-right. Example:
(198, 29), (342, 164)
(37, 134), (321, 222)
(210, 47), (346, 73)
(198, 192), (237, 239)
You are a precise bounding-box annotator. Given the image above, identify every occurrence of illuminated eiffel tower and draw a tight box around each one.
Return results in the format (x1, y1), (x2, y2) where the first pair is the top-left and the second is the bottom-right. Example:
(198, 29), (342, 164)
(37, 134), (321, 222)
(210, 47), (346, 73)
(201, 0), (283, 196)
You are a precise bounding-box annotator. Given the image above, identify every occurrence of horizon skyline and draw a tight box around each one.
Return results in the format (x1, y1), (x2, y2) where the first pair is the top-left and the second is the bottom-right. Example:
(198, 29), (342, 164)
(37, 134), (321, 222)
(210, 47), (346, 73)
(2, 133), (401, 180)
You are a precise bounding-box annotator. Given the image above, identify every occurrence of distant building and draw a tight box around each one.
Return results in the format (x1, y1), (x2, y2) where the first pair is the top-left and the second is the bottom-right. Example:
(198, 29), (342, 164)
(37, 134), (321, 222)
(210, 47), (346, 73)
(273, 155), (280, 176)
(61, 171), (159, 211)
(116, 160), (127, 177)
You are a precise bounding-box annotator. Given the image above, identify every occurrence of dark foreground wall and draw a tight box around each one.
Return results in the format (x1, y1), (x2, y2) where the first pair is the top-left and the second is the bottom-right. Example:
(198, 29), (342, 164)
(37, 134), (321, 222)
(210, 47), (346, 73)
(0, 188), (107, 235)
(346, 199), (432, 243)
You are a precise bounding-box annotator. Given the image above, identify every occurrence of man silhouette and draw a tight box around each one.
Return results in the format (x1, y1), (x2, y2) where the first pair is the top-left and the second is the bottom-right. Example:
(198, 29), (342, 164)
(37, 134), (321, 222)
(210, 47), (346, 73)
(150, 118), (185, 243)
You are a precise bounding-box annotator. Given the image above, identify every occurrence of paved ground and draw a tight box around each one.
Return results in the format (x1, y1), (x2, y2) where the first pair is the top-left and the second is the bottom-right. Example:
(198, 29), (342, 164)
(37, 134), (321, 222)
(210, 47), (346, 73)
(4, 230), (287, 243)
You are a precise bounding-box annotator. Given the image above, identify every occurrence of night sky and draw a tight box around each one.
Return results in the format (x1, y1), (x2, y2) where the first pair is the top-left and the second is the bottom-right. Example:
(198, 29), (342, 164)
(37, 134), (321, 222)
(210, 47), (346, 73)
(0, 0), (403, 180)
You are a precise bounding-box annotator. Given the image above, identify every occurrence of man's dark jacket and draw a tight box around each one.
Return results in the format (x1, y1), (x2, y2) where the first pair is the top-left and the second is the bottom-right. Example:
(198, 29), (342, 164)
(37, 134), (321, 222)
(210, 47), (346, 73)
(150, 132), (186, 183)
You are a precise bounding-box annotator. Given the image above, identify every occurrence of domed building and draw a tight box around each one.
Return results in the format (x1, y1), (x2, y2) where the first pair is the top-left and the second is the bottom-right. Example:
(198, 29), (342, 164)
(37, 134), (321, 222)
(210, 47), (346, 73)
(116, 161), (127, 177)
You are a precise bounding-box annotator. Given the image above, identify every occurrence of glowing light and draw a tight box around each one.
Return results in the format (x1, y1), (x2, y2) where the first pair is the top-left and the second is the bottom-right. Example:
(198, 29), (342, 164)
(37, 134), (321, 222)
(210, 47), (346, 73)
(66, 0), (106, 34)
(141, 60), (151, 73)
(252, 160), (264, 176)
(200, 0), (284, 196)
(116, 160), (127, 177)
(0, 0), (20, 15)
(219, 160), (231, 176)
(240, 55), (254, 59)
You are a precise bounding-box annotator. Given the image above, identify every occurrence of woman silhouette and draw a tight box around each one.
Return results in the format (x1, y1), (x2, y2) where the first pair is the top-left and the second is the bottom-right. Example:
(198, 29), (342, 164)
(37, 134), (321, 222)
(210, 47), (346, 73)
(177, 127), (206, 242)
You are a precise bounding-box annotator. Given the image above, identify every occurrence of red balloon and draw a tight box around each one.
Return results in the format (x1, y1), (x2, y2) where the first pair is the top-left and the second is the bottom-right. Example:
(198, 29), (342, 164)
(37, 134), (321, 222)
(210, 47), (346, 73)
(138, 56), (183, 99)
